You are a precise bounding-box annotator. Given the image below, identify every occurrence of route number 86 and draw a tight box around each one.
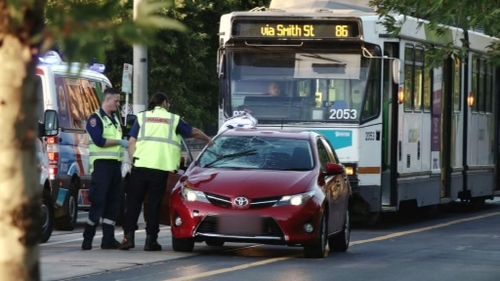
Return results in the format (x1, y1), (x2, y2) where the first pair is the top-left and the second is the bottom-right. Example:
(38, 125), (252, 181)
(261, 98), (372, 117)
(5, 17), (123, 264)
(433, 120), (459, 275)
(329, 109), (357, 120)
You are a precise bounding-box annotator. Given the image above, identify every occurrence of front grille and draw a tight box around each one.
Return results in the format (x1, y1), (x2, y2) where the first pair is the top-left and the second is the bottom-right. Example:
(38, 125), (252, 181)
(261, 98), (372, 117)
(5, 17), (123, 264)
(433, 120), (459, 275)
(205, 193), (231, 208)
(250, 197), (280, 209)
(205, 192), (280, 209)
(196, 215), (283, 238)
(197, 216), (218, 233)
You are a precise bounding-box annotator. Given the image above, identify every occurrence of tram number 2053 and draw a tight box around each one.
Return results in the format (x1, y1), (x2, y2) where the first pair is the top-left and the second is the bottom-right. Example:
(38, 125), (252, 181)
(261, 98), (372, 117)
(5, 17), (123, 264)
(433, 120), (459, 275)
(329, 109), (358, 120)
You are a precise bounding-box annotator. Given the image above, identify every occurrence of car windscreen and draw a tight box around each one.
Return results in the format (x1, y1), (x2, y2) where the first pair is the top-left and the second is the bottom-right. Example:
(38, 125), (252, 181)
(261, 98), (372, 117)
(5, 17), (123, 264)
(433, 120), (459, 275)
(199, 135), (313, 171)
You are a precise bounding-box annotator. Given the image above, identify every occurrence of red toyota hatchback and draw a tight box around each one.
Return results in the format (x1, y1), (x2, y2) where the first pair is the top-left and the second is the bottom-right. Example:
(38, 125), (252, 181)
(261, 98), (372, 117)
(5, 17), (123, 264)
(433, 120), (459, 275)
(168, 129), (351, 258)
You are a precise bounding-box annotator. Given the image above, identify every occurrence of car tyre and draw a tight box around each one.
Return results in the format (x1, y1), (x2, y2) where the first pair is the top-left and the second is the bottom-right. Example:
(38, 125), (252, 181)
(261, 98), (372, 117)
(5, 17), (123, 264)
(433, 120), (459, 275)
(172, 236), (195, 252)
(55, 181), (79, 230)
(205, 240), (224, 247)
(329, 209), (350, 252)
(40, 190), (54, 243)
(303, 214), (327, 258)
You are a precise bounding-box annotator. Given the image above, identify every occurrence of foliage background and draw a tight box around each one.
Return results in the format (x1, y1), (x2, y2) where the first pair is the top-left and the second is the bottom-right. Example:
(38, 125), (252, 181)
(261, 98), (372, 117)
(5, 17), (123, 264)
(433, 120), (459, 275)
(104, 0), (271, 135)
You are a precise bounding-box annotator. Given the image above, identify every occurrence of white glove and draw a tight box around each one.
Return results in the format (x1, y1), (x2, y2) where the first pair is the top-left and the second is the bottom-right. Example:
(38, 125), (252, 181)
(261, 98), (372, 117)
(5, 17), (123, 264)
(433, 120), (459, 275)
(120, 139), (129, 148)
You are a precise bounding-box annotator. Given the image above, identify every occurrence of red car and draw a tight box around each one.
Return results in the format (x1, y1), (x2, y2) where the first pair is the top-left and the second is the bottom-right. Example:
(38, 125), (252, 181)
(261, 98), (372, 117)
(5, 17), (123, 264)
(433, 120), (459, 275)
(168, 129), (351, 258)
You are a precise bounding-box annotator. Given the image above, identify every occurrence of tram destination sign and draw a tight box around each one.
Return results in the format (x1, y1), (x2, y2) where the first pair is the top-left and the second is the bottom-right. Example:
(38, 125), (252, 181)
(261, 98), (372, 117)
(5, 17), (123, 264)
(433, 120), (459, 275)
(233, 20), (360, 39)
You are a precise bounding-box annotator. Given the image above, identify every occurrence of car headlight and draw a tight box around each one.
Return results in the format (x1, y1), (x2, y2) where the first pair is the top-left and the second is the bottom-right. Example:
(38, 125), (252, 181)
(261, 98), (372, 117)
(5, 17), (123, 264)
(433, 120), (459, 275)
(181, 187), (209, 203)
(276, 191), (315, 206)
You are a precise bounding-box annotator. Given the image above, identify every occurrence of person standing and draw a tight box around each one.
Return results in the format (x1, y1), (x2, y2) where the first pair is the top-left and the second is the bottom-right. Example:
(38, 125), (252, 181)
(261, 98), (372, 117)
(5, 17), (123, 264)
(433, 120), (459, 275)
(119, 92), (211, 251)
(82, 87), (128, 250)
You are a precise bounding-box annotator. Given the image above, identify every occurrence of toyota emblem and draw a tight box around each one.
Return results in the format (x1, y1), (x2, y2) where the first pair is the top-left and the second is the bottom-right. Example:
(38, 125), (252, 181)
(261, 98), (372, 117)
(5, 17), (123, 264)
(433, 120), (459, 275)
(233, 196), (249, 207)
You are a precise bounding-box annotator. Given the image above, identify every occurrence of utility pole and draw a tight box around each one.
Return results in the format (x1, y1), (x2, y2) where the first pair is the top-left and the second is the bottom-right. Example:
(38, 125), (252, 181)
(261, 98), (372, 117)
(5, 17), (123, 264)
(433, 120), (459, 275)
(133, 0), (148, 113)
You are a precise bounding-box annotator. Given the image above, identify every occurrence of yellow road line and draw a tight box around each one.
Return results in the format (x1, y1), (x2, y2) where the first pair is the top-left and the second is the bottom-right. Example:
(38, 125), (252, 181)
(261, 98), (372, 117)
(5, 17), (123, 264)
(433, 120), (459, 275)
(350, 211), (500, 246)
(163, 211), (500, 281)
(164, 256), (294, 281)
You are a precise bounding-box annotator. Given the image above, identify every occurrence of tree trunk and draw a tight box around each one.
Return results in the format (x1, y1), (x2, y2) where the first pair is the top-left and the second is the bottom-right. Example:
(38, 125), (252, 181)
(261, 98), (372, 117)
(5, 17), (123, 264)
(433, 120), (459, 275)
(0, 34), (41, 280)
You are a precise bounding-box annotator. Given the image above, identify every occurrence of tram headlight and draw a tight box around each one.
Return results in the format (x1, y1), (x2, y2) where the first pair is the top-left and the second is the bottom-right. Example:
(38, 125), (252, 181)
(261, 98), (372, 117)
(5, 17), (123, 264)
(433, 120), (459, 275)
(345, 166), (355, 176)
(398, 86), (405, 104)
(344, 164), (357, 177)
(467, 94), (475, 107)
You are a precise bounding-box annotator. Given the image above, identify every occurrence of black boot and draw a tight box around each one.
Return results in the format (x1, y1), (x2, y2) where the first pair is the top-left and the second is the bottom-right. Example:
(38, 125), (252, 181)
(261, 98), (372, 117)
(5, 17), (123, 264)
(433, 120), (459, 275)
(81, 224), (96, 250)
(101, 223), (120, 249)
(144, 235), (162, 251)
(119, 231), (135, 250)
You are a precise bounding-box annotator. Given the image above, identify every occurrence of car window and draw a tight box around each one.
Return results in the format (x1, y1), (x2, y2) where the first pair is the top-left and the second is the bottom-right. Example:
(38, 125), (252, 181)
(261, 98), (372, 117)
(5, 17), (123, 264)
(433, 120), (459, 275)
(317, 138), (335, 170)
(199, 135), (313, 170)
(320, 137), (339, 164)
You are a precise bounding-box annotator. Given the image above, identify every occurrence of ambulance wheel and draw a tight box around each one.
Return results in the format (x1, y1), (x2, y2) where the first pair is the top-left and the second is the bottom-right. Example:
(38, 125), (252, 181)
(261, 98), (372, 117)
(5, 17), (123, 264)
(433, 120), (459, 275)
(55, 182), (79, 230)
(40, 188), (54, 243)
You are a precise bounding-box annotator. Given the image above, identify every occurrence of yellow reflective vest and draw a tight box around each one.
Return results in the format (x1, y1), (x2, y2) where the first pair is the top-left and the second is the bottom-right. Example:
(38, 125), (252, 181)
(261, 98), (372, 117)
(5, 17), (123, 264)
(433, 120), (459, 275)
(133, 107), (182, 172)
(88, 110), (123, 172)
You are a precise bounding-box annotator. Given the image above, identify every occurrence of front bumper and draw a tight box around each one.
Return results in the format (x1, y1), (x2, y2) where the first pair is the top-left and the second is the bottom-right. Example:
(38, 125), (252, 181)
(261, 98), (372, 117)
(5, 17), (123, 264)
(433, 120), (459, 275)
(170, 191), (324, 246)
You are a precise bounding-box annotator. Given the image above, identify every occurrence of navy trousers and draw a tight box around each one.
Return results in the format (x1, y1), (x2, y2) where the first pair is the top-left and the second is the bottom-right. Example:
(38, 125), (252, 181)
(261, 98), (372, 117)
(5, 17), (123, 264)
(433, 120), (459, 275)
(123, 167), (168, 237)
(88, 160), (122, 227)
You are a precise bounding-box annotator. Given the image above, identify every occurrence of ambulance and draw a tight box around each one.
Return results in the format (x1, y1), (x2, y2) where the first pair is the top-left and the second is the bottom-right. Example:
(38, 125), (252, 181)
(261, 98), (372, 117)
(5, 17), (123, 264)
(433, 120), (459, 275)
(36, 51), (112, 231)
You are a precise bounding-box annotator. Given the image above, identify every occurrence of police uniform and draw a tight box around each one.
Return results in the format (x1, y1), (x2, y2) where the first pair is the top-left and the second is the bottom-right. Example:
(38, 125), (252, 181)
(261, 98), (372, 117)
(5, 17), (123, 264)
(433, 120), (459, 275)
(82, 108), (124, 250)
(122, 106), (192, 251)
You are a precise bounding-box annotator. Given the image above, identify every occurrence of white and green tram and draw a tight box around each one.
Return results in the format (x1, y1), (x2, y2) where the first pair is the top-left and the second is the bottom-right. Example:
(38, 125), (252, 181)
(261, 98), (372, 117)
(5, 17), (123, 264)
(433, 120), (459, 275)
(216, 0), (499, 220)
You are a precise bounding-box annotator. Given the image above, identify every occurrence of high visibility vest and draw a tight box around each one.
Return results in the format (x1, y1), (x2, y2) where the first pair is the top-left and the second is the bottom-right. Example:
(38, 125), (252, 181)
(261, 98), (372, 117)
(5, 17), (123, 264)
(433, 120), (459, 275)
(88, 111), (123, 172)
(133, 107), (182, 171)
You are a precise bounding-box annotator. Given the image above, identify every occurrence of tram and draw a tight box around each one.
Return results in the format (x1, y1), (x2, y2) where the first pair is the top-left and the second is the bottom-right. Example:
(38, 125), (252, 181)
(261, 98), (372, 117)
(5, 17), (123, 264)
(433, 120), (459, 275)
(216, 0), (500, 220)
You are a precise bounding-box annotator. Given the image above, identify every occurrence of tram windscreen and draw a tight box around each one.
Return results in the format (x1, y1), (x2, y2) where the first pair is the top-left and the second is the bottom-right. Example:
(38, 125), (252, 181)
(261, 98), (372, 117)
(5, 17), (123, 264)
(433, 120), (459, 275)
(225, 49), (381, 124)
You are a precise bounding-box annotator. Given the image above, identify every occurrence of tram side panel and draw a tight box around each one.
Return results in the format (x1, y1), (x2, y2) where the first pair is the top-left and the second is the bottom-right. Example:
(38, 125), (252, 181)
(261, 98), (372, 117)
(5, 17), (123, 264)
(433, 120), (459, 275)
(396, 43), (440, 209)
(358, 124), (383, 212)
(466, 54), (496, 200)
(467, 103), (496, 198)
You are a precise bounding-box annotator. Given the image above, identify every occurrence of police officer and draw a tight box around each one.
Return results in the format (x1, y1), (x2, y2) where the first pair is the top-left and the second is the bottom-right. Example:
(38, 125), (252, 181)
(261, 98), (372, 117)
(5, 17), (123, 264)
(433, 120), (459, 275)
(119, 92), (211, 251)
(82, 87), (128, 250)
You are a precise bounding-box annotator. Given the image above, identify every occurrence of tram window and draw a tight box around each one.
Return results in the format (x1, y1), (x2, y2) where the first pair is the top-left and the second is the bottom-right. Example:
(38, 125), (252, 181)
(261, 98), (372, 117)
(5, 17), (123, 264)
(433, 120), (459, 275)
(403, 45), (414, 111)
(423, 65), (431, 111)
(414, 48), (424, 111)
(486, 64), (493, 113)
(452, 57), (461, 112)
(414, 65), (423, 110)
(471, 57), (479, 112)
(478, 59), (486, 112)
(361, 59), (381, 122)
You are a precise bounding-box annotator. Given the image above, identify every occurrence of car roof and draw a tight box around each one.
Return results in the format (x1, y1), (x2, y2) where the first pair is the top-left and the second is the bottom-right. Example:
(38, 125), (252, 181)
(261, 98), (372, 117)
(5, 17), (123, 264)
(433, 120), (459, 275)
(219, 128), (320, 141)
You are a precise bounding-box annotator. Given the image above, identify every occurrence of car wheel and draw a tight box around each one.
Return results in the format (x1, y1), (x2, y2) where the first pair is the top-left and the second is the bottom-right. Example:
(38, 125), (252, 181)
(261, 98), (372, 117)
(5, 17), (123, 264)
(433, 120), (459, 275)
(303, 214), (327, 258)
(205, 240), (224, 247)
(55, 183), (78, 230)
(328, 209), (350, 252)
(172, 236), (195, 252)
(40, 190), (54, 243)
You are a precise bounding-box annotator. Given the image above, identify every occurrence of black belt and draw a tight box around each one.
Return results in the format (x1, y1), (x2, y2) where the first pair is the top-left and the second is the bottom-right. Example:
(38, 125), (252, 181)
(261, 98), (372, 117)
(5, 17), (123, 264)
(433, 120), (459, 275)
(95, 159), (122, 164)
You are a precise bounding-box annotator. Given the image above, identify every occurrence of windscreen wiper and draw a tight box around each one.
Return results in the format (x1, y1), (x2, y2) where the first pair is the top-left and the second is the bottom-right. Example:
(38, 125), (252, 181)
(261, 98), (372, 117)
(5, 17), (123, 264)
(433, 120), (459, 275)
(204, 149), (258, 168)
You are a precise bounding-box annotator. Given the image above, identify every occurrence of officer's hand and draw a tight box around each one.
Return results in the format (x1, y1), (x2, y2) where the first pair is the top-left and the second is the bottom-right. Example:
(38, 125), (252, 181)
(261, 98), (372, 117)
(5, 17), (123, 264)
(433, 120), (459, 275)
(120, 139), (129, 148)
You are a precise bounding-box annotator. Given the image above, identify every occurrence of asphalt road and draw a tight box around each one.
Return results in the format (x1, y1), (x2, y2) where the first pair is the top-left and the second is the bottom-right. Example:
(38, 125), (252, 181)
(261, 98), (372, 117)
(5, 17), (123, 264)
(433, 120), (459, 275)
(40, 199), (500, 281)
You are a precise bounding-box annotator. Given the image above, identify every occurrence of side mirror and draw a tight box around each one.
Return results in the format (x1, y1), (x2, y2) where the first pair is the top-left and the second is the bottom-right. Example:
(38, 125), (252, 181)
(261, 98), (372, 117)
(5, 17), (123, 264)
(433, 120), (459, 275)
(391, 58), (401, 84)
(325, 163), (344, 175)
(42, 110), (59, 136)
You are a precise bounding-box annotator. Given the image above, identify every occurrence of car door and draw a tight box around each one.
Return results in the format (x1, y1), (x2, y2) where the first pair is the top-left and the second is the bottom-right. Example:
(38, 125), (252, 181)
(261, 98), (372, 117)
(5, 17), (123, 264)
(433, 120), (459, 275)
(317, 137), (346, 234)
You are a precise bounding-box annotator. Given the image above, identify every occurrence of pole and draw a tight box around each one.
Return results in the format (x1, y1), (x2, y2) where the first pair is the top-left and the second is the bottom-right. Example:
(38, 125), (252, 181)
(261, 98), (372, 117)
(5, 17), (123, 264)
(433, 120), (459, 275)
(133, 0), (148, 113)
